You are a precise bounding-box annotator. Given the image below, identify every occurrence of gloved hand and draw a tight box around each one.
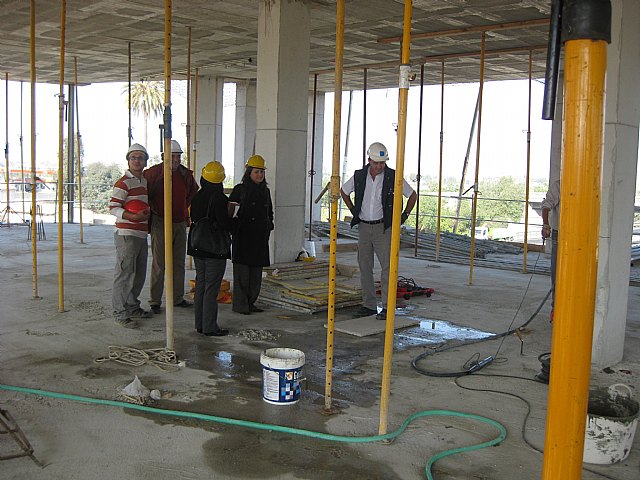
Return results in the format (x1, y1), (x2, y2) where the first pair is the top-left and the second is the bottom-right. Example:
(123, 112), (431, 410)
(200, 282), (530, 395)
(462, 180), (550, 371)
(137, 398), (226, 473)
(401, 212), (409, 224)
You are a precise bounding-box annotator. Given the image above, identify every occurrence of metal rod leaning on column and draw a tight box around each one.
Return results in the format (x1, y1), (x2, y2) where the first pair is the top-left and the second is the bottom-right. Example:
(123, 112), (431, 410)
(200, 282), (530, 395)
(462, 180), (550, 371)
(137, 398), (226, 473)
(163, 0), (175, 351)
(542, 1), (611, 478)
(4, 72), (9, 227)
(20, 81), (25, 220)
(74, 57), (84, 244)
(379, 0), (412, 435)
(324, 0), (345, 413)
(413, 64), (424, 257)
(522, 50), (532, 273)
(30, 0), (38, 299)
(467, 31), (485, 286)
(57, 0), (66, 313)
(192, 68), (198, 169)
(309, 73), (318, 241)
(436, 60), (445, 262)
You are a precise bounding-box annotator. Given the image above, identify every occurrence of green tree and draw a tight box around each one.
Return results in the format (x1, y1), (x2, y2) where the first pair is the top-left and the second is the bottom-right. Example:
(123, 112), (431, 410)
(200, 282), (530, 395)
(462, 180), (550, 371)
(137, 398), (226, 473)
(123, 80), (164, 148)
(82, 162), (125, 214)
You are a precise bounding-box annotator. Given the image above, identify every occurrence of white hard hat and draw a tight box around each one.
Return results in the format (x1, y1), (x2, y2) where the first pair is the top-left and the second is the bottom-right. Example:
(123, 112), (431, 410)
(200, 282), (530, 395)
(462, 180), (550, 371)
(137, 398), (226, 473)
(126, 143), (148, 160)
(170, 139), (183, 154)
(367, 142), (389, 162)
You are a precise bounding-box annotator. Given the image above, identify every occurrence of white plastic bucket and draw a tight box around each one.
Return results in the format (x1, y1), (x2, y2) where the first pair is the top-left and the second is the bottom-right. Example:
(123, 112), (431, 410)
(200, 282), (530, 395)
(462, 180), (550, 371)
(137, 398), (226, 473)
(583, 384), (639, 464)
(260, 348), (305, 405)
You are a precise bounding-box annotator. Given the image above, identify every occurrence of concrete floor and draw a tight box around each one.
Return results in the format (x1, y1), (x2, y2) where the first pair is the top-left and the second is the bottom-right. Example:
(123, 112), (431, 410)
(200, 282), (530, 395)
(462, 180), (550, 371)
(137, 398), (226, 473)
(1, 223), (639, 480)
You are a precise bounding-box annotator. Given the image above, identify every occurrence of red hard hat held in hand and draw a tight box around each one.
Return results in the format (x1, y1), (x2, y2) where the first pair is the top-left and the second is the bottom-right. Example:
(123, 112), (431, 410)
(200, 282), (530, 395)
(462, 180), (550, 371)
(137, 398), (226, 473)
(124, 199), (149, 215)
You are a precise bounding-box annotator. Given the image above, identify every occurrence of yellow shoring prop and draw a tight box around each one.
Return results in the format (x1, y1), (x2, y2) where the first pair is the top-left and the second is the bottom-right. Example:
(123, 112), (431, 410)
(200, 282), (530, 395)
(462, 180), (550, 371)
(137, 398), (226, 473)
(20, 81), (26, 219)
(186, 26), (193, 271)
(413, 64), (424, 257)
(378, 0), (411, 435)
(163, 0), (174, 351)
(57, 0), (66, 313)
(467, 31), (485, 286)
(522, 51), (532, 273)
(30, 0), (38, 299)
(74, 57), (84, 244)
(436, 60), (445, 262)
(192, 68), (198, 170)
(324, 0), (345, 413)
(127, 43), (132, 146)
(4, 72), (9, 226)
(542, 38), (608, 480)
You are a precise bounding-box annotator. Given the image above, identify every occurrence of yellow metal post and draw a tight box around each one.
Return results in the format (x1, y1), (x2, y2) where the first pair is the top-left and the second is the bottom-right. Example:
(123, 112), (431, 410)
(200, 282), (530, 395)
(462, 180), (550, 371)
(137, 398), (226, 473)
(542, 38), (609, 480)
(74, 57), (84, 244)
(522, 51), (532, 273)
(57, 0), (66, 313)
(163, 0), (174, 350)
(468, 32), (485, 286)
(379, 0), (411, 435)
(436, 60), (445, 262)
(4, 72), (9, 227)
(324, 0), (344, 413)
(30, 0), (38, 299)
(186, 26), (193, 271)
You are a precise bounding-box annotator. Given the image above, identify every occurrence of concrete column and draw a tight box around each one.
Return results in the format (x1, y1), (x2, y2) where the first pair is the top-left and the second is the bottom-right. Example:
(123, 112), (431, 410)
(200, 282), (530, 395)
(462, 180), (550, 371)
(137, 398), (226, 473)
(191, 75), (223, 177)
(305, 91), (325, 225)
(593, 0), (640, 367)
(234, 80), (257, 184)
(256, 0), (310, 263)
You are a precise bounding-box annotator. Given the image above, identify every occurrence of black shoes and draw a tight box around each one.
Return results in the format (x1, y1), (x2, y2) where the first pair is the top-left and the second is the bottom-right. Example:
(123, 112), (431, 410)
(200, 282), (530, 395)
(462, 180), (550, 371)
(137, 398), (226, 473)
(150, 305), (162, 314)
(355, 306), (377, 317)
(249, 305), (264, 313)
(203, 329), (229, 337)
(175, 300), (193, 308)
(376, 308), (387, 321)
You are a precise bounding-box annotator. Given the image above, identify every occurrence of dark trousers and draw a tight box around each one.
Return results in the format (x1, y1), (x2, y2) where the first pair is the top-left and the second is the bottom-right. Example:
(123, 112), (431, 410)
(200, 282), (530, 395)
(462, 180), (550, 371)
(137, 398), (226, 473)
(194, 257), (227, 334)
(551, 229), (558, 309)
(232, 263), (263, 314)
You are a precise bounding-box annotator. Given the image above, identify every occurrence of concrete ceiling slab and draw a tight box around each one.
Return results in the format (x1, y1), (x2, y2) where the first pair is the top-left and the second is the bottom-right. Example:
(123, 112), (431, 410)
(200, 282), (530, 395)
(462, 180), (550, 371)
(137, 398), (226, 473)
(0, 0), (550, 90)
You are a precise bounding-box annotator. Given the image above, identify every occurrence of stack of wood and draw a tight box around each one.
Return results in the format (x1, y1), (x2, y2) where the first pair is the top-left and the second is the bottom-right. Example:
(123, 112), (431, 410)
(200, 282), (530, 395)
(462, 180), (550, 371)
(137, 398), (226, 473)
(259, 260), (361, 313)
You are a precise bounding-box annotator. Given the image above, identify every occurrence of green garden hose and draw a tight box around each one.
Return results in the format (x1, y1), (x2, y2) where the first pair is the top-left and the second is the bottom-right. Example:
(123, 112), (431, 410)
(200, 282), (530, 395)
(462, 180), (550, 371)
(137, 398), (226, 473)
(0, 383), (507, 479)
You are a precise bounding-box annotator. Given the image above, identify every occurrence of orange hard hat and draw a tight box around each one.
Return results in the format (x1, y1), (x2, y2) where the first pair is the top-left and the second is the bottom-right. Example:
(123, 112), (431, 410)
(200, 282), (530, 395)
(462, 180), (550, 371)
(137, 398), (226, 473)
(124, 199), (149, 214)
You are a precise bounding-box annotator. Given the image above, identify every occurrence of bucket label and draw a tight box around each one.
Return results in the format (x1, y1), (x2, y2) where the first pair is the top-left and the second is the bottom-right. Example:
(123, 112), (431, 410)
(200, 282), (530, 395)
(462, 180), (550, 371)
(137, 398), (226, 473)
(263, 369), (281, 402)
(262, 366), (302, 403)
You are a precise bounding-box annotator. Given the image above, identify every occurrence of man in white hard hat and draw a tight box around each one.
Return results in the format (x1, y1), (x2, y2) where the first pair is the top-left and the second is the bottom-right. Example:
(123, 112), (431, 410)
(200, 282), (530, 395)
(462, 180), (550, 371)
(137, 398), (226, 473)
(144, 139), (199, 313)
(340, 142), (417, 320)
(108, 143), (152, 328)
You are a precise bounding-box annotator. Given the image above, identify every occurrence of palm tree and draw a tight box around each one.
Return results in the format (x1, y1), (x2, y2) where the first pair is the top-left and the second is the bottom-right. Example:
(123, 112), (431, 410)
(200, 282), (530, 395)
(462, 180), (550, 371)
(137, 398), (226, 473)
(123, 80), (164, 148)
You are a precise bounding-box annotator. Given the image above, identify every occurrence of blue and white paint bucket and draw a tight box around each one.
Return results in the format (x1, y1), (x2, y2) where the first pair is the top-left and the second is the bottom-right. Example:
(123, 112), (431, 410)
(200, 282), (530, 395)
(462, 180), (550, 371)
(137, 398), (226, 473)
(260, 348), (305, 405)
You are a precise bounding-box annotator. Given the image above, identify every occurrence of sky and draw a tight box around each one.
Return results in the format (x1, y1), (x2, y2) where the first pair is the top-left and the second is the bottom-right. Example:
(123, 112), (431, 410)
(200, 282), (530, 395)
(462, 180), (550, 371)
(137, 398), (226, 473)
(0, 78), (553, 185)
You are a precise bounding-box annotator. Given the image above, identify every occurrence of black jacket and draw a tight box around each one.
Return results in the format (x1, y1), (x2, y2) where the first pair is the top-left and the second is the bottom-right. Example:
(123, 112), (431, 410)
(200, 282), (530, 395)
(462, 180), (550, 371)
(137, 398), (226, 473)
(350, 164), (396, 231)
(229, 181), (274, 267)
(187, 179), (231, 259)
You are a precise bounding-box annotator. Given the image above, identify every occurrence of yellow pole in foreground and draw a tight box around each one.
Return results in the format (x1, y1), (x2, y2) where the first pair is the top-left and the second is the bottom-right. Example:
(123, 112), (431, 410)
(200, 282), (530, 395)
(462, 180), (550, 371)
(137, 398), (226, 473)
(163, 0), (174, 350)
(30, 0), (38, 299)
(542, 39), (608, 480)
(4, 72), (9, 226)
(57, 0), (66, 313)
(324, 0), (344, 412)
(379, 0), (411, 435)
(468, 32), (485, 286)
(186, 26), (193, 271)
(522, 51), (532, 273)
(192, 68), (199, 171)
(75, 57), (84, 244)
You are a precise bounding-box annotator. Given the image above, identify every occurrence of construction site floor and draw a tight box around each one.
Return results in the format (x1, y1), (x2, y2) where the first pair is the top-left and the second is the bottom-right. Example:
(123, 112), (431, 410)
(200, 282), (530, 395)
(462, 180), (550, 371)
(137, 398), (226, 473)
(1, 224), (639, 480)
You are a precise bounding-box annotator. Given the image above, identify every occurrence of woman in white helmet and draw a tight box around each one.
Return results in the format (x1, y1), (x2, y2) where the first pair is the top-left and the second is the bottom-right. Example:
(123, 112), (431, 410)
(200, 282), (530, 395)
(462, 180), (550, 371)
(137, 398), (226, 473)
(227, 154), (274, 315)
(187, 161), (232, 336)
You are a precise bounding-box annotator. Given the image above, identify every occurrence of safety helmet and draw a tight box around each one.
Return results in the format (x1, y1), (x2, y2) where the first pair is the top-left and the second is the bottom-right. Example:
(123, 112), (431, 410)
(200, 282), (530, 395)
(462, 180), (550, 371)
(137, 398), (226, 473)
(201, 161), (226, 184)
(245, 154), (266, 170)
(124, 199), (149, 214)
(170, 139), (183, 154)
(126, 143), (149, 161)
(367, 142), (389, 162)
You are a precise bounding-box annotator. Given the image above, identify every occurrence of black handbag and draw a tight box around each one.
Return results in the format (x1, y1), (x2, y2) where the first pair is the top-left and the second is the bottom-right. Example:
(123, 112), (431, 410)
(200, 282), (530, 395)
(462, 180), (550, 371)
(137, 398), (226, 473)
(188, 196), (231, 258)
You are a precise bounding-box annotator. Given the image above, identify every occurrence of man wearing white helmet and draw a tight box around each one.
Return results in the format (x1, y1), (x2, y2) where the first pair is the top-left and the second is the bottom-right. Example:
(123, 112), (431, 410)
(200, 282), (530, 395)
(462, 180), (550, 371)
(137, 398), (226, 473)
(144, 139), (199, 313)
(340, 142), (417, 320)
(108, 143), (152, 328)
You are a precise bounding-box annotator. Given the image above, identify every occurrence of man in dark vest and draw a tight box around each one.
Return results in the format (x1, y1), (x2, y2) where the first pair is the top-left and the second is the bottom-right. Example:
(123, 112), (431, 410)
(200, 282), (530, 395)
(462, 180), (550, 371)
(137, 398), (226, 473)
(340, 142), (417, 320)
